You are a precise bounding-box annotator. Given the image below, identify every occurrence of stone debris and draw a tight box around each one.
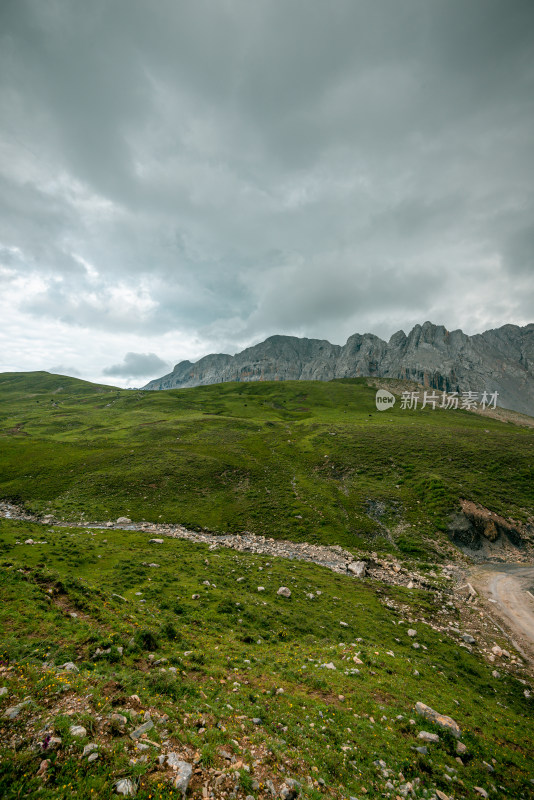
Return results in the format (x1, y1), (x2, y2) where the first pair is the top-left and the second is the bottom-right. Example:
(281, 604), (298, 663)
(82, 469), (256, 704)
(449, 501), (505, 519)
(36, 759), (49, 777)
(418, 731), (439, 743)
(280, 778), (300, 799)
(172, 760), (193, 796)
(347, 561), (367, 578)
(116, 777), (137, 796)
(69, 725), (87, 738)
(4, 699), (32, 719)
(59, 661), (79, 672)
(415, 702), (461, 739)
(130, 719), (154, 739)
(277, 587), (291, 598)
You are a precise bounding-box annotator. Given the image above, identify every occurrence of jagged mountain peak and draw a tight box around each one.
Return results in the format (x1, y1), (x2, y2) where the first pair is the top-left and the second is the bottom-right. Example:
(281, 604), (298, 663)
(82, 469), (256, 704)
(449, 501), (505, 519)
(144, 322), (534, 416)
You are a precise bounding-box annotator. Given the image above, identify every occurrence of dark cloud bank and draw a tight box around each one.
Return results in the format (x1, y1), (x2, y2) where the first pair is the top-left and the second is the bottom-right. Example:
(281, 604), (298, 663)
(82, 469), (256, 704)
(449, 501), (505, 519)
(0, 0), (533, 384)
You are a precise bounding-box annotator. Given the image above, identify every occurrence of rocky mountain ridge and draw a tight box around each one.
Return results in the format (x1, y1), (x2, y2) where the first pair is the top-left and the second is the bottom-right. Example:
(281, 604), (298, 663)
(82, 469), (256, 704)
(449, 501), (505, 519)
(144, 321), (534, 416)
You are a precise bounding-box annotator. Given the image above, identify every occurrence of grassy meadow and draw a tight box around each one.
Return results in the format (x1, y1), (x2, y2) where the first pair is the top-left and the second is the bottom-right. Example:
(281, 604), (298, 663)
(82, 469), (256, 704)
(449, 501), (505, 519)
(0, 372), (533, 798)
(0, 372), (532, 558)
(0, 518), (533, 799)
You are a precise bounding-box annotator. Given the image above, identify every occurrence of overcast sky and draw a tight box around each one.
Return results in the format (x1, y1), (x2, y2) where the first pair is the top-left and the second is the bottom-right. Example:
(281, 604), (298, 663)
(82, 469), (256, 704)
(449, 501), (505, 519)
(1, 0), (533, 386)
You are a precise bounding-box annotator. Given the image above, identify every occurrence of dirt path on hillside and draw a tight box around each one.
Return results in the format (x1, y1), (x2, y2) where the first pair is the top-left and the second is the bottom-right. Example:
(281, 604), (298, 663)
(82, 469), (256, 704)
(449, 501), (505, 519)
(469, 564), (534, 661)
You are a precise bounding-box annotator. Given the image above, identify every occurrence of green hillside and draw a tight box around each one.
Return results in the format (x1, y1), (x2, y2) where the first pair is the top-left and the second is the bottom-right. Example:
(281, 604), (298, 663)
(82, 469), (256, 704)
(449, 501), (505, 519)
(1, 372), (534, 798)
(0, 518), (533, 799)
(0, 372), (532, 557)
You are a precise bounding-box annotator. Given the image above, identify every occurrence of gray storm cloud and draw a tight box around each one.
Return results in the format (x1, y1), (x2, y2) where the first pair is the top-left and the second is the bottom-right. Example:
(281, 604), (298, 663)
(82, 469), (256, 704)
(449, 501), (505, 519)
(103, 353), (170, 379)
(0, 0), (533, 383)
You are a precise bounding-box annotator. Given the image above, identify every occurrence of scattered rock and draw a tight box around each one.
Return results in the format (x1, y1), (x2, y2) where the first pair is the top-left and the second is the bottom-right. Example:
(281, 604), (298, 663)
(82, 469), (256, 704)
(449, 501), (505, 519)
(130, 719), (154, 739)
(59, 661), (79, 673)
(407, 629), (417, 637)
(116, 517), (132, 525)
(418, 731), (440, 743)
(149, 538), (164, 544)
(69, 725), (87, 738)
(83, 743), (98, 756)
(474, 789), (488, 799)
(462, 634), (476, 645)
(415, 702), (461, 738)
(116, 777), (137, 796)
(173, 760), (193, 796)
(280, 778), (300, 799)
(277, 587), (291, 598)
(88, 752), (98, 763)
(4, 700), (31, 719)
(347, 561), (367, 578)
(36, 759), (49, 777)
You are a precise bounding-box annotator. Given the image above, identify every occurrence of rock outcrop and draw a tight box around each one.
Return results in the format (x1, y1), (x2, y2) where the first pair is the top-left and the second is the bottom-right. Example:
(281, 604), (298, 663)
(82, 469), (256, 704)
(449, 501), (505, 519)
(447, 499), (534, 560)
(143, 321), (534, 415)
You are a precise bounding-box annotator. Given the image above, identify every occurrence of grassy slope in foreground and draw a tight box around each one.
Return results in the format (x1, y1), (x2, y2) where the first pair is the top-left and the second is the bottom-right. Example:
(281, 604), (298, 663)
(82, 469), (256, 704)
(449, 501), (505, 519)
(0, 372), (533, 558)
(0, 518), (533, 799)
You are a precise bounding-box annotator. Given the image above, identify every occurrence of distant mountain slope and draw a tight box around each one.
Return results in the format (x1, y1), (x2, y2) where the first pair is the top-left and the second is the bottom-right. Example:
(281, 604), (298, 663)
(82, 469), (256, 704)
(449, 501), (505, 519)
(144, 321), (534, 416)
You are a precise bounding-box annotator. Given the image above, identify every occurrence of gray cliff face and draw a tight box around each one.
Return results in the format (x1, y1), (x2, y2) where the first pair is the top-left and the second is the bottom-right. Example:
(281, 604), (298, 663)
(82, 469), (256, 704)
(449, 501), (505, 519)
(143, 322), (534, 416)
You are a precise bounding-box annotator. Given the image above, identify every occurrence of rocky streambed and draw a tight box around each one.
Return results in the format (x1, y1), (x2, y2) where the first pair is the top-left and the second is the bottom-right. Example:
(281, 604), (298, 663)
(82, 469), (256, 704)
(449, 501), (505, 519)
(0, 502), (443, 590)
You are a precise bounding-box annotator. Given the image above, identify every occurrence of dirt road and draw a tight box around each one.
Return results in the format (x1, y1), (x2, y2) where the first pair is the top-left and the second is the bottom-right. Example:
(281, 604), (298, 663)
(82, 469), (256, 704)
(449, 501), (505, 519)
(470, 563), (534, 660)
